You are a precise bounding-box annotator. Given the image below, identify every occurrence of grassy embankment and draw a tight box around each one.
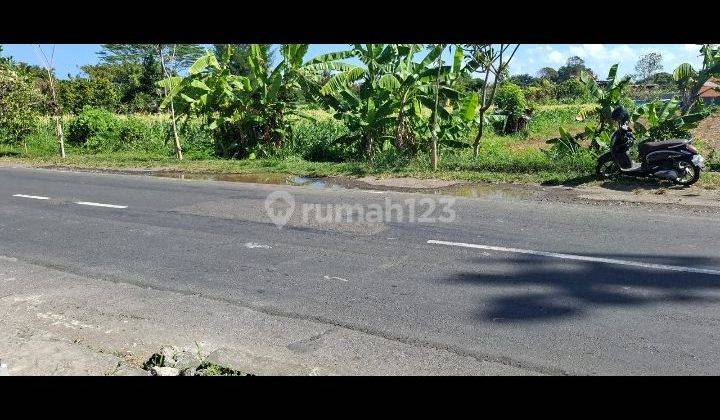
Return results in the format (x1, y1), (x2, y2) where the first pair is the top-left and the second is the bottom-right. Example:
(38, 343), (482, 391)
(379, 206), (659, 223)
(1, 105), (718, 189)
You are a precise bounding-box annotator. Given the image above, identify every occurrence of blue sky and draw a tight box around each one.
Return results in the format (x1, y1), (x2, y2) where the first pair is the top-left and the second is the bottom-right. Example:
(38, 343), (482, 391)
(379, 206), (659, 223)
(0, 44), (705, 79)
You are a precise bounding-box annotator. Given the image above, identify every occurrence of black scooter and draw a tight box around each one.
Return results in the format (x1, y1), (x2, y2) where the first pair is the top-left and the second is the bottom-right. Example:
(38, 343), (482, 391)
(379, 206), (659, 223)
(595, 115), (705, 186)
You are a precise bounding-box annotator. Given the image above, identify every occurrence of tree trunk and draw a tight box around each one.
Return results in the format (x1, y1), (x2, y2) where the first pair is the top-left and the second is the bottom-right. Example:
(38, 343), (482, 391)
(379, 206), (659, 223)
(472, 110), (486, 159)
(44, 65), (65, 158)
(53, 115), (65, 158)
(395, 93), (408, 150)
(430, 51), (442, 171)
(158, 44), (183, 160)
(365, 134), (374, 162)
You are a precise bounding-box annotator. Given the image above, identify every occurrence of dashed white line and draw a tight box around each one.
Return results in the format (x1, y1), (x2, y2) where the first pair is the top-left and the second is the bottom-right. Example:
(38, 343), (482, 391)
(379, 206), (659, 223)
(13, 194), (49, 200)
(323, 275), (349, 282)
(74, 201), (127, 209)
(244, 242), (272, 249)
(427, 239), (720, 276)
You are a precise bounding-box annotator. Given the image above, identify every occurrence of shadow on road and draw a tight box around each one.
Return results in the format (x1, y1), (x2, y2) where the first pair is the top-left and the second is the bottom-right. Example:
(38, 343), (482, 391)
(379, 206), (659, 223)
(446, 253), (720, 323)
(542, 173), (688, 191)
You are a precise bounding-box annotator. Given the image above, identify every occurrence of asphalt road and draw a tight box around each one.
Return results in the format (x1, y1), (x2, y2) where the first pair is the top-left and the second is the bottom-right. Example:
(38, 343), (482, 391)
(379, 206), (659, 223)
(2, 165), (720, 375)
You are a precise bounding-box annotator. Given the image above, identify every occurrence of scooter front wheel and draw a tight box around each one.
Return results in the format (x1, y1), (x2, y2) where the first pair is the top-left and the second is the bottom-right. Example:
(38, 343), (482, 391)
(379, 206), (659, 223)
(596, 153), (620, 180)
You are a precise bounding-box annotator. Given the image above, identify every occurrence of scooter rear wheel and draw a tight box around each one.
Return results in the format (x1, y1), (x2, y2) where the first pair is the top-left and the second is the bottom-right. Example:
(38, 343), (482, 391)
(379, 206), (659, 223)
(596, 154), (620, 180)
(674, 161), (701, 186)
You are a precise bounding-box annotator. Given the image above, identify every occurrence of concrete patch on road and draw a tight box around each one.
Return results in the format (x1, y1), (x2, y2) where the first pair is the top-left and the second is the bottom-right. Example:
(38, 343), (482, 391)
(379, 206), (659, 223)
(173, 198), (387, 235)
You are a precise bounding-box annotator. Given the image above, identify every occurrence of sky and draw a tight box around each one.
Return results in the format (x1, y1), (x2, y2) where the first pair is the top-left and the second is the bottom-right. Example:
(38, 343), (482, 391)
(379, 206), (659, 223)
(0, 44), (705, 80)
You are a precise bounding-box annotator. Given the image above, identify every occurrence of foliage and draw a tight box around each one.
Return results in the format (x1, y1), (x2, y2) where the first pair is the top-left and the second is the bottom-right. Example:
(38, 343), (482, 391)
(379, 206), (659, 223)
(632, 99), (708, 140)
(0, 65), (43, 145)
(289, 119), (350, 162)
(494, 82), (527, 117)
(576, 64), (633, 149)
(66, 107), (120, 149)
(537, 67), (559, 83)
(98, 44), (205, 75)
(461, 44), (520, 157)
(317, 44), (466, 159)
(211, 44), (275, 77)
(508, 74), (536, 87)
(543, 126), (583, 158)
(673, 44), (720, 112)
(555, 77), (587, 101)
(493, 82), (528, 134)
(161, 44), (328, 158)
(58, 61), (165, 114)
(558, 56), (595, 82)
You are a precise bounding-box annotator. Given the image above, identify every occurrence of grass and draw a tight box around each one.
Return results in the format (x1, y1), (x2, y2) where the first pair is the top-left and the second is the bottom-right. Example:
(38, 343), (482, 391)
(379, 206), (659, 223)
(2, 106), (718, 190)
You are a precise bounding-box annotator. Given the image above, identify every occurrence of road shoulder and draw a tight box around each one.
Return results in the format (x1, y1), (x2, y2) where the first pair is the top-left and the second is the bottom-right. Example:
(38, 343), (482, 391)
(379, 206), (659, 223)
(0, 254), (534, 376)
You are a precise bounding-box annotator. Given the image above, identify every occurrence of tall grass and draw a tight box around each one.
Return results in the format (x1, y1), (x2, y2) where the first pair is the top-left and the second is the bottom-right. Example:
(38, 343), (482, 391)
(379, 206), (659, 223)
(0, 105), (603, 182)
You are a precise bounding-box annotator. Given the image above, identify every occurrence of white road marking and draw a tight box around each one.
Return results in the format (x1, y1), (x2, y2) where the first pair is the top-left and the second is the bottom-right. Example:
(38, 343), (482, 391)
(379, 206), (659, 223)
(13, 194), (49, 200)
(427, 239), (720, 276)
(323, 275), (348, 282)
(244, 242), (272, 249)
(0, 256), (17, 262)
(75, 201), (127, 209)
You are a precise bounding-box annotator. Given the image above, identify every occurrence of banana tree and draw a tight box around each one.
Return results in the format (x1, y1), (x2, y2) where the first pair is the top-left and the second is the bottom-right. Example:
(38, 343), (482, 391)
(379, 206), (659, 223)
(632, 98), (707, 140)
(318, 44), (416, 160)
(159, 44), (342, 158)
(576, 63), (632, 149)
(673, 44), (720, 112)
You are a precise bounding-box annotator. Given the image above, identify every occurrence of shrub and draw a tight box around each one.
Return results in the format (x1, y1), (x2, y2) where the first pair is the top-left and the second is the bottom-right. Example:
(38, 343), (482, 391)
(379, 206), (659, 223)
(0, 66), (42, 145)
(289, 119), (351, 162)
(494, 82), (527, 118)
(494, 82), (528, 134)
(555, 78), (587, 101)
(117, 116), (173, 154)
(179, 119), (215, 159)
(66, 107), (120, 150)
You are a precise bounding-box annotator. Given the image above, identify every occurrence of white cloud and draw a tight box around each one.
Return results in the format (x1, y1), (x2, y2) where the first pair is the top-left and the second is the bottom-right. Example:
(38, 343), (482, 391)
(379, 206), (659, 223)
(548, 50), (564, 65)
(511, 44), (704, 78)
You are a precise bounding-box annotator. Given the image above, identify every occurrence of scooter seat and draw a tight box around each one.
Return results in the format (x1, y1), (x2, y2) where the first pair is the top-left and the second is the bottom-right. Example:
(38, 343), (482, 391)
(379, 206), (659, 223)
(639, 139), (687, 156)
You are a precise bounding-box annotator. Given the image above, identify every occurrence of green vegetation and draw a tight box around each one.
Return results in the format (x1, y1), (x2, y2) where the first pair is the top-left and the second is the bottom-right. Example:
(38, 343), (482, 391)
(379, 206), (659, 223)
(1, 44), (719, 191)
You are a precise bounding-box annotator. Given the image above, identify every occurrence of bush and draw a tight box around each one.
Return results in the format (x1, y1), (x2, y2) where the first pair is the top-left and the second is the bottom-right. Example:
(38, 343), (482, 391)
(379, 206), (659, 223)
(289, 119), (350, 162)
(118, 116), (173, 154)
(179, 119), (215, 159)
(0, 66), (42, 145)
(494, 82), (528, 134)
(555, 78), (587, 101)
(494, 82), (527, 118)
(66, 107), (120, 150)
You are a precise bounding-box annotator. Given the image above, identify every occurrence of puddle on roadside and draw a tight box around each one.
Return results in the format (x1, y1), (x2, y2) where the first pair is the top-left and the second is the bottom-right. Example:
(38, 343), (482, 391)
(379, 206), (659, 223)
(436, 184), (537, 200)
(151, 171), (292, 185)
(146, 171), (535, 200)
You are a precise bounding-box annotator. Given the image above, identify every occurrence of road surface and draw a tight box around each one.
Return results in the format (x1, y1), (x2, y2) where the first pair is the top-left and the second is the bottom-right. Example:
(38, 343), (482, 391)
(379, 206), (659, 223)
(1, 166), (720, 375)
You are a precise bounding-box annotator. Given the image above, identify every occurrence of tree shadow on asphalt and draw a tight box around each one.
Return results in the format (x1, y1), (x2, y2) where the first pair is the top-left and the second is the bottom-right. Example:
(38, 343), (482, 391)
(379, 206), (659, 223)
(445, 253), (720, 323)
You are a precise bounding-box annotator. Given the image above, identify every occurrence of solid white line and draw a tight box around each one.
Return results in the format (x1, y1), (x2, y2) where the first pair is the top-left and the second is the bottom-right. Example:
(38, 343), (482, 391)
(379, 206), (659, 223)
(74, 201), (127, 209)
(13, 194), (49, 200)
(427, 239), (720, 276)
